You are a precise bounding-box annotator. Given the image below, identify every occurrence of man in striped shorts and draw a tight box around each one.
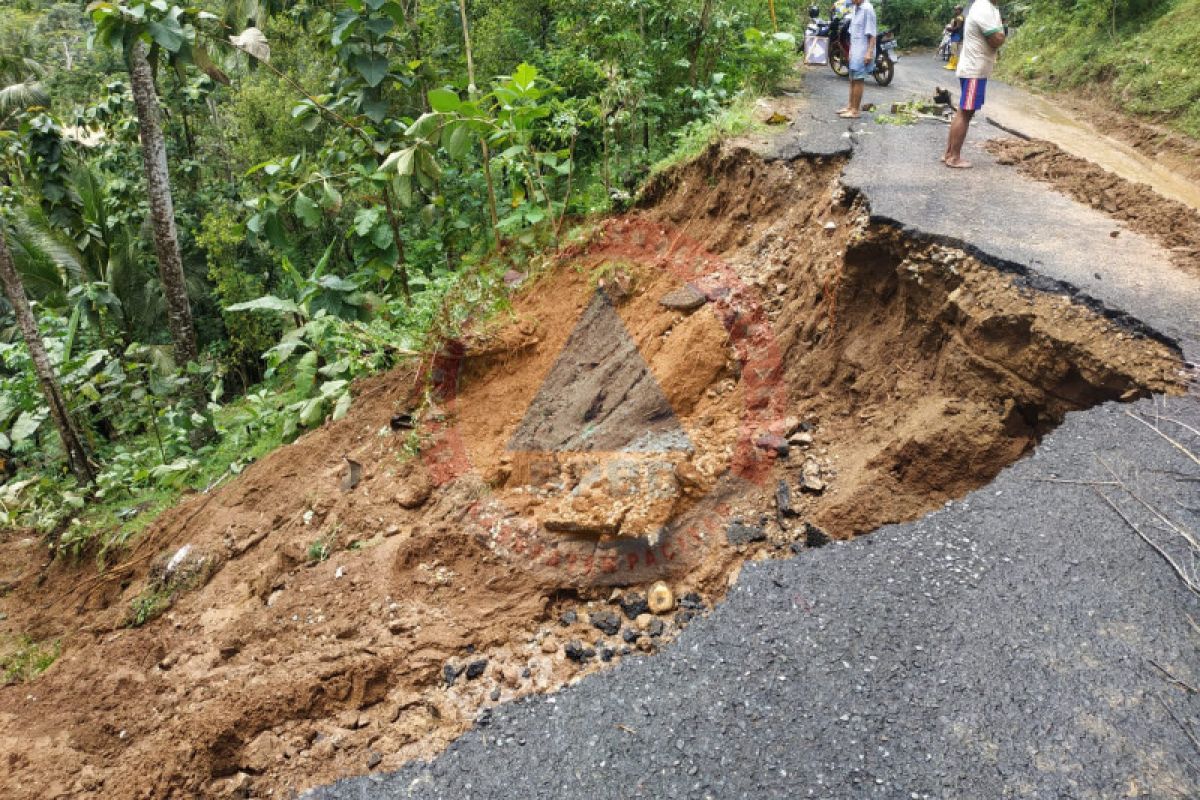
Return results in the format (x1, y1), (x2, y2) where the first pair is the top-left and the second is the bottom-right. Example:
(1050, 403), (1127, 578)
(943, 0), (1006, 169)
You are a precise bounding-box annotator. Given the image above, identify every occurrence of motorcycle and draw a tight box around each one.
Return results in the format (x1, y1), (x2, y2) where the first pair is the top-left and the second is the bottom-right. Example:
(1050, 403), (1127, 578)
(807, 5), (898, 87)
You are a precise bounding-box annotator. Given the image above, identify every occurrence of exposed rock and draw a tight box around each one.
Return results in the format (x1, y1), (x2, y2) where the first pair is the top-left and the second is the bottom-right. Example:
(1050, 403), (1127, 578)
(540, 635), (559, 654)
(559, 609), (577, 626)
(442, 663), (462, 686)
(647, 581), (675, 614)
(366, 751), (382, 770)
(659, 284), (707, 312)
(621, 627), (639, 644)
(464, 659), (488, 680)
(635, 613), (654, 631)
(805, 522), (832, 548)
(800, 458), (825, 494)
(618, 593), (650, 620)
(564, 640), (595, 663)
(680, 592), (705, 610)
(775, 480), (797, 518)
(753, 433), (790, 456)
(727, 520), (767, 545)
(589, 610), (621, 636)
(395, 472), (433, 509)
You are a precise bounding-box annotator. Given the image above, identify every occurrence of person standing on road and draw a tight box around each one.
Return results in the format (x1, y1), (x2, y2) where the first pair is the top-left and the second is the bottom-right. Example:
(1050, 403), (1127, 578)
(836, 0), (877, 119)
(944, 6), (965, 70)
(943, 0), (1005, 168)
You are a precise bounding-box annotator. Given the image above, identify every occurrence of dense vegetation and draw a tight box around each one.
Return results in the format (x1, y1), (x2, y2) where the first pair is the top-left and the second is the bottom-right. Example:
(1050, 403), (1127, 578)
(0, 0), (805, 559)
(1000, 0), (1200, 137)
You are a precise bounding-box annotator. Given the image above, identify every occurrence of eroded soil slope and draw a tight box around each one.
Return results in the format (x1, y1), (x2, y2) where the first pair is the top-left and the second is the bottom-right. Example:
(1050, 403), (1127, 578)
(0, 145), (1187, 799)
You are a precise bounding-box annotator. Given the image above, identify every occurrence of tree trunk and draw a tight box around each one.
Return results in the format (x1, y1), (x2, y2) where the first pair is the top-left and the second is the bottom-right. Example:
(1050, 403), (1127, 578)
(128, 40), (199, 369)
(688, 0), (717, 86)
(0, 225), (95, 485)
(128, 41), (214, 442)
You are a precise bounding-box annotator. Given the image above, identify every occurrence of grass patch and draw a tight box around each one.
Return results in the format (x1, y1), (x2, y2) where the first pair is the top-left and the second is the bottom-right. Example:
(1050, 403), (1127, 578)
(999, 0), (1200, 139)
(1, 636), (60, 685)
(648, 93), (772, 181)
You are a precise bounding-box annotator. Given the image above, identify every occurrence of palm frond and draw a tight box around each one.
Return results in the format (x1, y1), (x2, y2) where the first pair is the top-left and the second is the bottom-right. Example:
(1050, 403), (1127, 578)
(0, 81), (50, 116)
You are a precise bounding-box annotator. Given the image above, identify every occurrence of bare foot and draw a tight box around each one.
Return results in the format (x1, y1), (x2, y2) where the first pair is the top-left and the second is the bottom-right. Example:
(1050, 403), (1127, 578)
(944, 157), (973, 169)
(838, 110), (861, 119)
(836, 107), (852, 114)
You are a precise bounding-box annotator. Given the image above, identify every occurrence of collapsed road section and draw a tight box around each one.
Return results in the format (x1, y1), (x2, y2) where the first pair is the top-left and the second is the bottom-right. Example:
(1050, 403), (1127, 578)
(0, 144), (1189, 799)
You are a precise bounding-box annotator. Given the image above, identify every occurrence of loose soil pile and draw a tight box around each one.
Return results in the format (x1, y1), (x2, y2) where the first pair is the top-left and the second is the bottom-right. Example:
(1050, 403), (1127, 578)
(986, 137), (1200, 279)
(0, 144), (1187, 799)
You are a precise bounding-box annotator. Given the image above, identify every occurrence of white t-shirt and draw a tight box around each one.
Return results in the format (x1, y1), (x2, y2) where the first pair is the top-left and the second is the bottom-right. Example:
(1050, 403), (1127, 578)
(956, 0), (1004, 79)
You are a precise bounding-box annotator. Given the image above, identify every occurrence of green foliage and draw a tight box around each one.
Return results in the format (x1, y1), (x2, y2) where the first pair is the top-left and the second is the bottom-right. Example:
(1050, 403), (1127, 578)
(880, 0), (959, 47)
(306, 533), (332, 563)
(0, 0), (804, 567)
(1001, 0), (1200, 137)
(1, 636), (60, 684)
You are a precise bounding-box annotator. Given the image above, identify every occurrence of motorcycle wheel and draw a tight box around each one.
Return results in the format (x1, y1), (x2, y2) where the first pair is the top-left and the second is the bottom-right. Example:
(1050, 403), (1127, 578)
(829, 45), (848, 77)
(873, 56), (894, 86)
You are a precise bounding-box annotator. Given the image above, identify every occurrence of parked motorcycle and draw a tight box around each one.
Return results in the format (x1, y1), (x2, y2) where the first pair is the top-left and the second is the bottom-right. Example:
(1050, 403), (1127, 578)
(807, 5), (898, 87)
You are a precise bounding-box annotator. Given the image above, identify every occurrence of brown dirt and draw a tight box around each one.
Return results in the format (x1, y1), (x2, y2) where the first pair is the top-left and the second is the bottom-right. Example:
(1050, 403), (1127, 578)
(985, 137), (1200, 279)
(1058, 94), (1200, 187)
(0, 144), (1187, 800)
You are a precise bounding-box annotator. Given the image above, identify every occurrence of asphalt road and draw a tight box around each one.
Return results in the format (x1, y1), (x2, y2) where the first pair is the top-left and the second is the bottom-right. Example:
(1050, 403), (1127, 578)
(311, 63), (1200, 800)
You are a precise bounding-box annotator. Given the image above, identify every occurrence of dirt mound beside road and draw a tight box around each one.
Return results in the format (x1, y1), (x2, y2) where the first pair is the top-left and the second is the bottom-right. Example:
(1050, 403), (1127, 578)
(0, 145), (1187, 799)
(986, 137), (1200, 279)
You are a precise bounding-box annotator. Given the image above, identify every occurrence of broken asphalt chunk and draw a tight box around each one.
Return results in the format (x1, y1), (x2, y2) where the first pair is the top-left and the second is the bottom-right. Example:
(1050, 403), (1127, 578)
(727, 520), (767, 545)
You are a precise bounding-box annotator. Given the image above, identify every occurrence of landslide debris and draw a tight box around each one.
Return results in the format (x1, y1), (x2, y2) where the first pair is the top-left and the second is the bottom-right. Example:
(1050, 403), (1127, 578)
(0, 144), (1186, 800)
(986, 137), (1200, 278)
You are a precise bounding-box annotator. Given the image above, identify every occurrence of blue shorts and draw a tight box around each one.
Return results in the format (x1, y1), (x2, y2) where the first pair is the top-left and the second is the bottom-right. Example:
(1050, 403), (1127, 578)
(849, 64), (872, 81)
(960, 77), (987, 111)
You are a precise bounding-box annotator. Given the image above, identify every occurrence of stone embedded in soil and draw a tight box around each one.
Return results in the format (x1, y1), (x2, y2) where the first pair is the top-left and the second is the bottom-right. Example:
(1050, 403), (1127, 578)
(541, 635), (560, 654)
(635, 613), (654, 631)
(805, 522), (832, 548)
(564, 640), (595, 663)
(647, 581), (675, 614)
(727, 520), (767, 545)
(559, 609), (577, 626)
(622, 627), (640, 643)
(600, 647), (615, 662)
(659, 284), (708, 312)
(619, 593), (650, 620)
(589, 610), (621, 636)
(800, 459), (826, 494)
(366, 751), (382, 770)
(465, 659), (488, 680)
(443, 663), (462, 686)
(789, 431), (814, 447)
(775, 480), (797, 518)
(676, 610), (697, 625)
(646, 618), (666, 638)
(680, 592), (705, 610)
(490, 686), (502, 701)
(754, 432), (790, 456)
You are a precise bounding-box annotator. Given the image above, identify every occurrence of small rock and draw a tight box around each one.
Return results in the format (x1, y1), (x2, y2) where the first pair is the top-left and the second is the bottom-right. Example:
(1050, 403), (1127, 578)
(618, 593), (650, 620)
(800, 459), (825, 494)
(443, 663), (462, 686)
(559, 609), (577, 626)
(753, 432), (790, 456)
(647, 581), (675, 614)
(680, 592), (705, 610)
(788, 431), (814, 447)
(676, 610), (697, 625)
(637, 638), (655, 652)
(659, 284), (707, 312)
(540, 635), (559, 654)
(564, 640), (595, 663)
(727, 520), (767, 545)
(775, 480), (797, 518)
(503, 269), (527, 288)
(589, 610), (621, 636)
(599, 647), (615, 662)
(367, 751), (382, 770)
(490, 687), (502, 701)
(334, 566), (345, 579)
(621, 627), (639, 643)
(384, 524), (401, 537)
(387, 619), (409, 635)
(465, 659), (488, 680)
(635, 613), (654, 631)
(805, 522), (832, 548)
(646, 618), (665, 638)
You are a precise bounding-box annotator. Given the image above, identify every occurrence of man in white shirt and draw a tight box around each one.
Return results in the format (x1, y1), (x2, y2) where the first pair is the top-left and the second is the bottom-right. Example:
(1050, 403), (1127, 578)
(836, 0), (877, 119)
(943, 0), (1006, 168)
